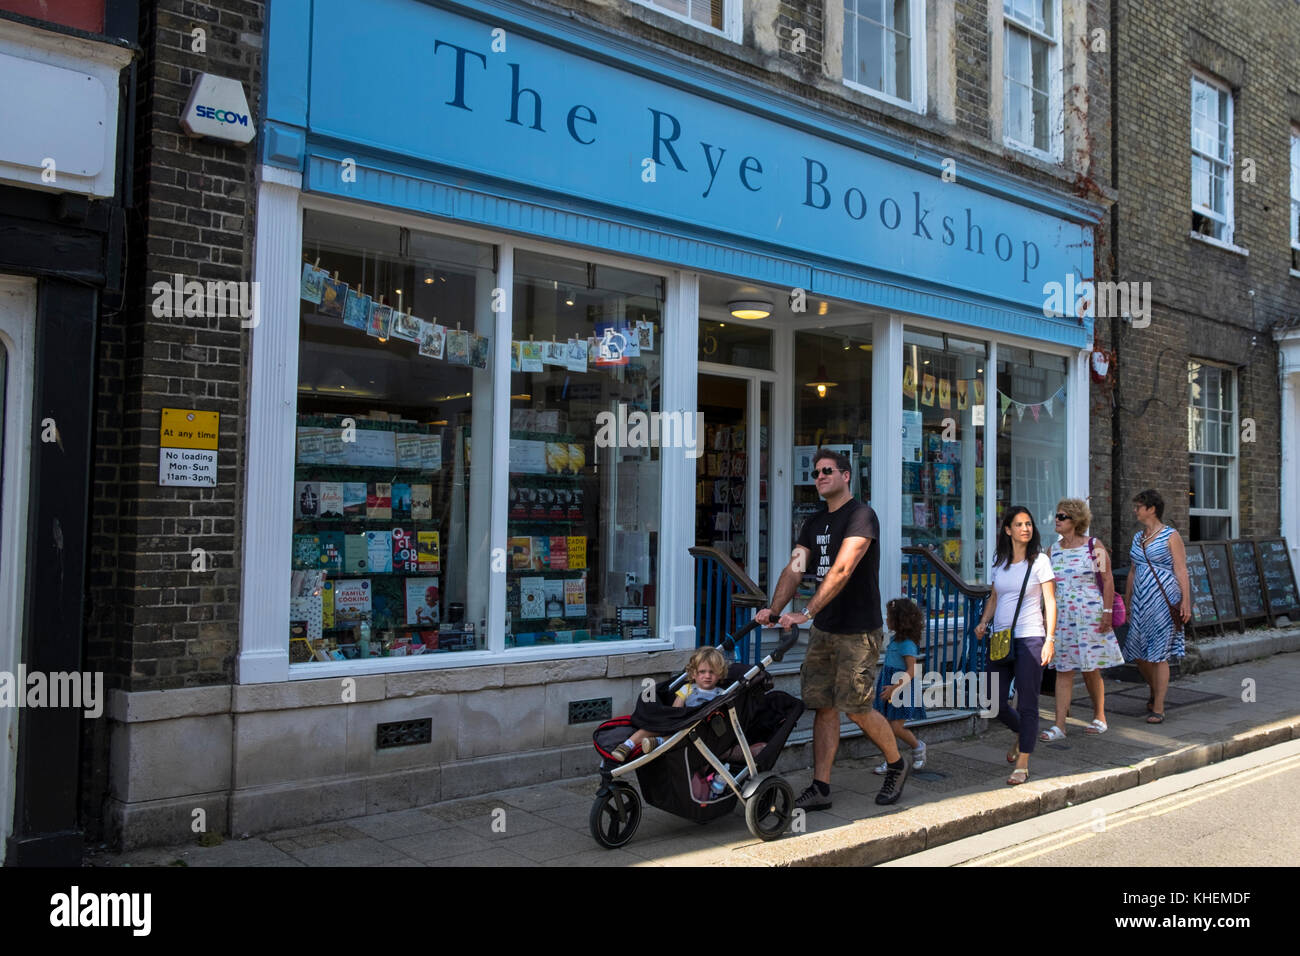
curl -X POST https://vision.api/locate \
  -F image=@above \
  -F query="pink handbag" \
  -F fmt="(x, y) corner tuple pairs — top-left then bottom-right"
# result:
(1088, 537), (1126, 625)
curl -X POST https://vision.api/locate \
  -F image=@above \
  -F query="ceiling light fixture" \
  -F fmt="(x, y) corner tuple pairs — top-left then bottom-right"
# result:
(728, 298), (772, 320)
(805, 363), (838, 399)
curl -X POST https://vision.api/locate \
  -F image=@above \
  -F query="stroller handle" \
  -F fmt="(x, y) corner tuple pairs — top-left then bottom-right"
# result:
(769, 627), (801, 663)
(719, 616), (764, 654)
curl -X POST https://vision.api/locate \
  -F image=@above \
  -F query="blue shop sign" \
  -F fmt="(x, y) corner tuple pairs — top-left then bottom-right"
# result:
(266, 0), (1100, 337)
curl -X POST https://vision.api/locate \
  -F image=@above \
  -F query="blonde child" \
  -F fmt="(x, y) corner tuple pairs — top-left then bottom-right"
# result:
(611, 646), (728, 762)
(873, 598), (929, 774)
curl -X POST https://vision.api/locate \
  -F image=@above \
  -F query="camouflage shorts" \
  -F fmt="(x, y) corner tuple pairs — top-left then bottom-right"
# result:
(800, 626), (885, 713)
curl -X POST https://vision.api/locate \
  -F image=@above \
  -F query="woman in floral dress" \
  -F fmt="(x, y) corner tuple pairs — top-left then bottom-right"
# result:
(1040, 498), (1126, 740)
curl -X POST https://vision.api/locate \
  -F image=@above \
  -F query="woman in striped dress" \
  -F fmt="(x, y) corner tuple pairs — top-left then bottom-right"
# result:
(1123, 489), (1192, 724)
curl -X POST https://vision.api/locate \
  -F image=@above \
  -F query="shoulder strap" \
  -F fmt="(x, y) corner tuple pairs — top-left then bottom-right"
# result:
(1009, 561), (1034, 635)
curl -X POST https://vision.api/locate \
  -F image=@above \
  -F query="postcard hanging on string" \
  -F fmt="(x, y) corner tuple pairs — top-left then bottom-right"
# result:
(634, 320), (655, 352)
(390, 311), (421, 343)
(418, 321), (446, 359)
(542, 340), (566, 366)
(470, 333), (490, 370)
(921, 374), (936, 407)
(510, 341), (521, 372)
(446, 329), (472, 365)
(972, 379), (985, 405)
(367, 302), (393, 339)
(938, 378), (951, 410)
(300, 263), (325, 304)
(957, 379), (969, 410)
(342, 289), (370, 331)
(319, 275), (347, 318)
(565, 338), (588, 373)
(520, 340), (544, 372)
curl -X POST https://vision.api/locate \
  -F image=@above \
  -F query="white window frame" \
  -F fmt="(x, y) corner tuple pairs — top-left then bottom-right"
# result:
(242, 177), (698, 683)
(1001, 0), (1063, 162)
(628, 0), (743, 44)
(1187, 360), (1238, 540)
(1189, 72), (1235, 248)
(842, 0), (928, 114)
(1289, 126), (1300, 269)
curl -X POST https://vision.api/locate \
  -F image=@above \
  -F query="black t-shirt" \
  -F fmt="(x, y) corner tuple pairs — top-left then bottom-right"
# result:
(795, 499), (882, 634)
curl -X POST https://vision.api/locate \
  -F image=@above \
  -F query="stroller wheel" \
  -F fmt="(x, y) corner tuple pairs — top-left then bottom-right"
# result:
(744, 774), (795, 842)
(589, 783), (642, 849)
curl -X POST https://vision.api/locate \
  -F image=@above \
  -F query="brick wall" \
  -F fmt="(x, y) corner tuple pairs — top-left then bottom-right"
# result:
(81, 0), (264, 838)
(953, 0), (990, 138)
(1108, 0), (1298, 556)
(776, 0), (824, 76)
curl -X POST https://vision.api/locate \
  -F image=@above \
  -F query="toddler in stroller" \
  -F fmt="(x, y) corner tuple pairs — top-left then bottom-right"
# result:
(608, 646), (728, 762)
(589, 621), (805, 848)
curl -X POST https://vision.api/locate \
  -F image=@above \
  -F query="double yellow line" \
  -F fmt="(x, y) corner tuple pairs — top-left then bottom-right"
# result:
(962, 752), (1300, 866)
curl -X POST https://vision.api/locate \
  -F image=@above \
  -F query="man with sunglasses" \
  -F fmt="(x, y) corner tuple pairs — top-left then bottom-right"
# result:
(754, 448), (909, 810)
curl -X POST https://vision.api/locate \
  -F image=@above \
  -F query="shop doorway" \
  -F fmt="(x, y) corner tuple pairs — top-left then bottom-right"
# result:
(696, 371), (773, 595)
(0, 276), (35, 853)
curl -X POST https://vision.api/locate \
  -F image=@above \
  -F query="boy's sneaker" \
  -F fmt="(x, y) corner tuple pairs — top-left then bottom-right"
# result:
(913, 742), (927, 770)
(794, 783), (832, 812)
(640, 736), (657, 756)
(610, 743), (631, 763)
(874, 754), (911, 805)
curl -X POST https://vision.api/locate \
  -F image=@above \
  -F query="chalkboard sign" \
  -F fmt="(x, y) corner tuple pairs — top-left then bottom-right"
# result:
(1257, 538), (1300, 622)
(1229, 541), (1267, 621)
(1184, 546), (1218, 626)
(1200, 542), (1239, 625)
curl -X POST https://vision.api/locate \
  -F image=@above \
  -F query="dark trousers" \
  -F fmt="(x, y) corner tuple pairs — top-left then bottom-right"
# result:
(986, 634), (1045, 755)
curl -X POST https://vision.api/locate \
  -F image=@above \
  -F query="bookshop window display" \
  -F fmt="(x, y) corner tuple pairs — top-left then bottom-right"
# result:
(996, 345), (1068, 537)
(291, 211), (495, 663)
(902, 328), (987, 580)
(508, 251), (664, 647)
(792, 324), (874, 607)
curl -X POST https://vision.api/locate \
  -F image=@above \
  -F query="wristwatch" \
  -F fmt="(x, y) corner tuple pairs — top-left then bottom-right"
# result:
(800, 606), (812, 618)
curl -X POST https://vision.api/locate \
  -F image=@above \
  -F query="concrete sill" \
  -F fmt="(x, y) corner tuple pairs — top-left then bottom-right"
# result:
(1188, 231), (1249, 256)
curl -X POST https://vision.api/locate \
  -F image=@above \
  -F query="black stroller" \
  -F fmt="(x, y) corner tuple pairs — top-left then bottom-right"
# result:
(589, 621), (805, 848)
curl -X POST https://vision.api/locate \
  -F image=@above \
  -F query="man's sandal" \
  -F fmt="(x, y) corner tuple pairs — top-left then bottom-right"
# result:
(1085, 719), (1108, 735)
(1007, 768), (1029, 785)
(1039, 725), (1066, 742)
(1146, 712), (1165, 724)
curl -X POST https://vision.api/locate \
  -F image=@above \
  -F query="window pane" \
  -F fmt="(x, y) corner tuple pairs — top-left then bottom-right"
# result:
(858, 17), (885, 91)
(794, 324), (874, 603)
(293, 211), (495, 661)
(997, 347), (1068, 553)
(697, 318), (773, 369)
(509, 251), (665, 646)
(902, 329), (987, 579)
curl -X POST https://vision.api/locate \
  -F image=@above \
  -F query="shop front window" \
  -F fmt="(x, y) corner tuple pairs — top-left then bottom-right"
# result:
(902, 328), (987, 579)
(509, 251), (664, 646)
(792, 324), (874, 606)
(291, 211), (495, 663)
(996, 345), (1068, 543)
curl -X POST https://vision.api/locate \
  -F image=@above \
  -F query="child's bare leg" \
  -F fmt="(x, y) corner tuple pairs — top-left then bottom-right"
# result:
(891, 720), (919, 749)
(627, 728), (654, 747)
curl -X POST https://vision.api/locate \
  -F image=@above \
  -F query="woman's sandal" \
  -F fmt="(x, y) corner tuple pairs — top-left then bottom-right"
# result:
(1007, 768), (1029, 785)
(1039, 725), (1066, 742)
(1006, 744), (1021, 763)
(1146, 712), (1165, 724)
(1085, 719), (1108, 735)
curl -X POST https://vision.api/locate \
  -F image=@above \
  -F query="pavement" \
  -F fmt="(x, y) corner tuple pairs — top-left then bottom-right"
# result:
(84, 640), (1300, 868)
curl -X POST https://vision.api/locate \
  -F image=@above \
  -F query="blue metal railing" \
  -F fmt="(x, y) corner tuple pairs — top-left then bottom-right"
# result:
(901, 546), (992, 710)
(690, 546), (767, 666)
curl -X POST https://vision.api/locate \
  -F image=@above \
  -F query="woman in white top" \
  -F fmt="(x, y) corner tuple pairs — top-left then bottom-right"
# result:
(974, 506), (1057, 785)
